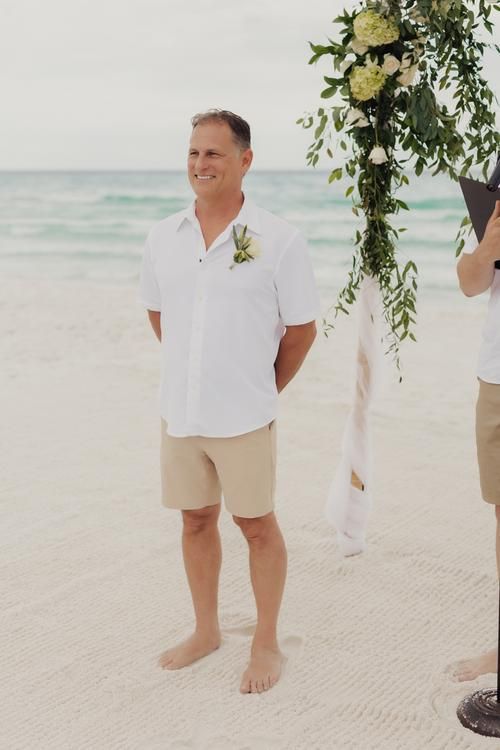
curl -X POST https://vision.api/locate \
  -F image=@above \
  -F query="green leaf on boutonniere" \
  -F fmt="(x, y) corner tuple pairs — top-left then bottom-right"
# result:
(229, 224), (261, 270)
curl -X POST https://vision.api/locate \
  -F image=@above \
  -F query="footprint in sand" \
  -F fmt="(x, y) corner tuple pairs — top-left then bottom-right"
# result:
(428, 665), (496, 726)
(223, 622), (257, 639)
(224, 623), (304, 657)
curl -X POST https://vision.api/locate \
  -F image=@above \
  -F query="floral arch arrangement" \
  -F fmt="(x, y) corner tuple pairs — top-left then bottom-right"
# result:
(298, 0), (499, 556)
(299, 0), (499, 368)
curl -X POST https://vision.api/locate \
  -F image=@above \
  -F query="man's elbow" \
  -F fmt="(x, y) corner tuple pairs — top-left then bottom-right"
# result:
(457, 272), (486, 298)
(458, 278), (476, 297)
(285, 320), (317, 345)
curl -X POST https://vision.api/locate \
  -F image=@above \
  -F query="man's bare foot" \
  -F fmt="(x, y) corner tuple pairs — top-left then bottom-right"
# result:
(239, 642), (284, 694)
(157, 630), (221, 670)
(450, 647), (497, 682)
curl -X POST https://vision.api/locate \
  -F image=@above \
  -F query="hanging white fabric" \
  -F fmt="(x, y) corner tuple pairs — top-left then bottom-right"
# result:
(325, 275), (385, 556)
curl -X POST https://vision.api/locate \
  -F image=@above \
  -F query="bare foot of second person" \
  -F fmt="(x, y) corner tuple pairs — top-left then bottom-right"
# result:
(158, 629), (221, 670)
(450, 647), (497, 682)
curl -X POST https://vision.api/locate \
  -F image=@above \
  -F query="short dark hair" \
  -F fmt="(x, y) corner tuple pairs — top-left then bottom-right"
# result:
(190, 109), (251, 150)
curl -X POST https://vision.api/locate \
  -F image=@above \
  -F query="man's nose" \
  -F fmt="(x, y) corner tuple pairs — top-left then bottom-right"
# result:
(195, 155), (208, 172)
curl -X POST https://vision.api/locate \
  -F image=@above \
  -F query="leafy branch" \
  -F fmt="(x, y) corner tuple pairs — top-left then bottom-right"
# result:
(298, 0), (500, 371)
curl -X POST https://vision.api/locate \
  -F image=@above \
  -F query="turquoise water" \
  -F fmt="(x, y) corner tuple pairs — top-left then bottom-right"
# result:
(0, 170), (471, 294)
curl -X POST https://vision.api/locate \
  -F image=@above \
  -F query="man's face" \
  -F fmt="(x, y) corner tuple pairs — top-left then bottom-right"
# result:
(187, 121), (253, 202)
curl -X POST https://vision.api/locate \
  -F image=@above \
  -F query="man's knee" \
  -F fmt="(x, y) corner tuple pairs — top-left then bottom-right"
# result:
(182, 504), (220, 532)
(232, 511), (276, 540)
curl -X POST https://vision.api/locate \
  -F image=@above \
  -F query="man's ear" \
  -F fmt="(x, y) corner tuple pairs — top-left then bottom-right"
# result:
(242, 148), (253, 173)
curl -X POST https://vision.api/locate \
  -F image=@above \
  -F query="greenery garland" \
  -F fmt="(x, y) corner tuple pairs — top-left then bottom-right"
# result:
(298, 0), (499, 370)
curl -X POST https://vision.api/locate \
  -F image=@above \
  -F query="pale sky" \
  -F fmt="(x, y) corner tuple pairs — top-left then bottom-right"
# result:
(1, 0), (498, 170)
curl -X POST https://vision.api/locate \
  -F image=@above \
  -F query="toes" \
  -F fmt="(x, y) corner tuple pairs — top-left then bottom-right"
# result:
(158, 655), (172, 668)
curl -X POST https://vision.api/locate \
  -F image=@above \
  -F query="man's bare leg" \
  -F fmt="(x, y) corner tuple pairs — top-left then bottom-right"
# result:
(452, 505), (500, 682)
(158, 504), (222, 670)
(233, 511), (287, 694)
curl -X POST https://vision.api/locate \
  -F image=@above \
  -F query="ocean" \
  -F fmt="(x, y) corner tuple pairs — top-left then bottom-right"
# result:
(0, 170), (471, 296)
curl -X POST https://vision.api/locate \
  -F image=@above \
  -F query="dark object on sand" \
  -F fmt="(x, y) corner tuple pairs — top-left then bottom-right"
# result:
(456, 586), (500, 737)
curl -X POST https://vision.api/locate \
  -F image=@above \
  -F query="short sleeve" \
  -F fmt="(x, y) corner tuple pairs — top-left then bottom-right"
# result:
(274, 231), (321, 325)
(461, 228), (478, 255)
(137, 233), (162, 311)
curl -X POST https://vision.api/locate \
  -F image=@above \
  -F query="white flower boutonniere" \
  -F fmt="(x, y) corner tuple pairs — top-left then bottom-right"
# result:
(229, 224), (261, 270)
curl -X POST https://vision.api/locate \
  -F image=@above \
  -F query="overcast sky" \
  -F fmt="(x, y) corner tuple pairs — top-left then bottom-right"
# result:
(1, 0), (498, 170)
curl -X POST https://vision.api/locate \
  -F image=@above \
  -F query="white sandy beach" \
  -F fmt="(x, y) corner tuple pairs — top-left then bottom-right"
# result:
(2, 277), (499, 750)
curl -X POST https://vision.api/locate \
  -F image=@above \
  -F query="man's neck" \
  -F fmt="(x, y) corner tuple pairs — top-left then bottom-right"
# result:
(195, 191), (245, 225)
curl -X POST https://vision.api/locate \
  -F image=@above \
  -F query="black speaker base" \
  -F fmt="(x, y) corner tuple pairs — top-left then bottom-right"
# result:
(457, 689), (500, 737)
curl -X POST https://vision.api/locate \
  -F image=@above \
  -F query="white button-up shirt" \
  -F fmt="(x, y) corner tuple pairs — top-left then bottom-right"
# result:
(462, 231), (500, 383)
(138, 194), (321, 437)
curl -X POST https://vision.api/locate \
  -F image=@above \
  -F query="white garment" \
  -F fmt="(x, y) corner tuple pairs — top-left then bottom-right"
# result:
(137, 194), (321, 437)
(461, 230), (500, 383)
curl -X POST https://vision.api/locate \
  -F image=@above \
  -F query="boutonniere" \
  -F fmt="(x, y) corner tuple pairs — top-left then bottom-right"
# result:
(229, 224), (261, 270)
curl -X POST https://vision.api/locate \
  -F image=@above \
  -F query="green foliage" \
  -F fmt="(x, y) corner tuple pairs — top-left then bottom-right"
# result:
(299, 0), (500, 370)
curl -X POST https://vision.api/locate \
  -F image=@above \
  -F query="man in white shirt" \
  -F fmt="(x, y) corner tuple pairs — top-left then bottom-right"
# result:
(138, 109), (320, 694)
(453, 199), (500, 681)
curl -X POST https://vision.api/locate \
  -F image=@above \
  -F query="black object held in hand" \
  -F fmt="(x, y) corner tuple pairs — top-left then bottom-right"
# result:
(487, 153), (500, 268)
(487, 154), (500, 192)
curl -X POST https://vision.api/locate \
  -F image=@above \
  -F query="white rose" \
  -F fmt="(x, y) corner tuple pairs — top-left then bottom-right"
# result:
(351, 37), (369, 55)
(382, 54), (400, 74)
(340, 55), (356, 74)
(369, 146), (388, 165)
(397, 64), (418, 86)
(400, 52), (415, 69)
(345, 107), (370, 127)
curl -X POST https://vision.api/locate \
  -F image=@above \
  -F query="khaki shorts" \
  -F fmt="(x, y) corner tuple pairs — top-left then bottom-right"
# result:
(476, 378), (500, 505)
(160, 419), (277, 518)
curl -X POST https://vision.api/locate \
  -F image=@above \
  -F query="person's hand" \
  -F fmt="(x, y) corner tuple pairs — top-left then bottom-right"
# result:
(479, 200), (500, 262)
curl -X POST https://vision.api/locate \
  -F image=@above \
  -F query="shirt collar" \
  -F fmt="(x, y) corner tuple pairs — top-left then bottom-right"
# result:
(175, 192), (262, 236)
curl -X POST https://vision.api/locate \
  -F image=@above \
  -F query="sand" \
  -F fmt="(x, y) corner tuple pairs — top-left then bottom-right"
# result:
(2, 277), (499, 750)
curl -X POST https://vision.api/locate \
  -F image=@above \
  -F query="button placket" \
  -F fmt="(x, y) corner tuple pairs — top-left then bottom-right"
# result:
(185, 250), (208, 430)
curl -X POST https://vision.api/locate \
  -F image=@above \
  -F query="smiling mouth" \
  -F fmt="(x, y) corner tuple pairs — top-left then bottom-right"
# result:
(195, 175), (216, 180)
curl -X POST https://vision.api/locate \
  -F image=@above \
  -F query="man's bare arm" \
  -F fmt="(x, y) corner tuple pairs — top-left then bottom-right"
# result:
(274, 321), (317, 394)
(457, 200), (500, 297)
(147, 310), (161, 342)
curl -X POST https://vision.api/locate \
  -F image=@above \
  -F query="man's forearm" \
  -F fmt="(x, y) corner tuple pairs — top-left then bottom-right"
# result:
(274, 327), (316, 393)
(457, 244), (496, 297)
(147, 310), (162, 342)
